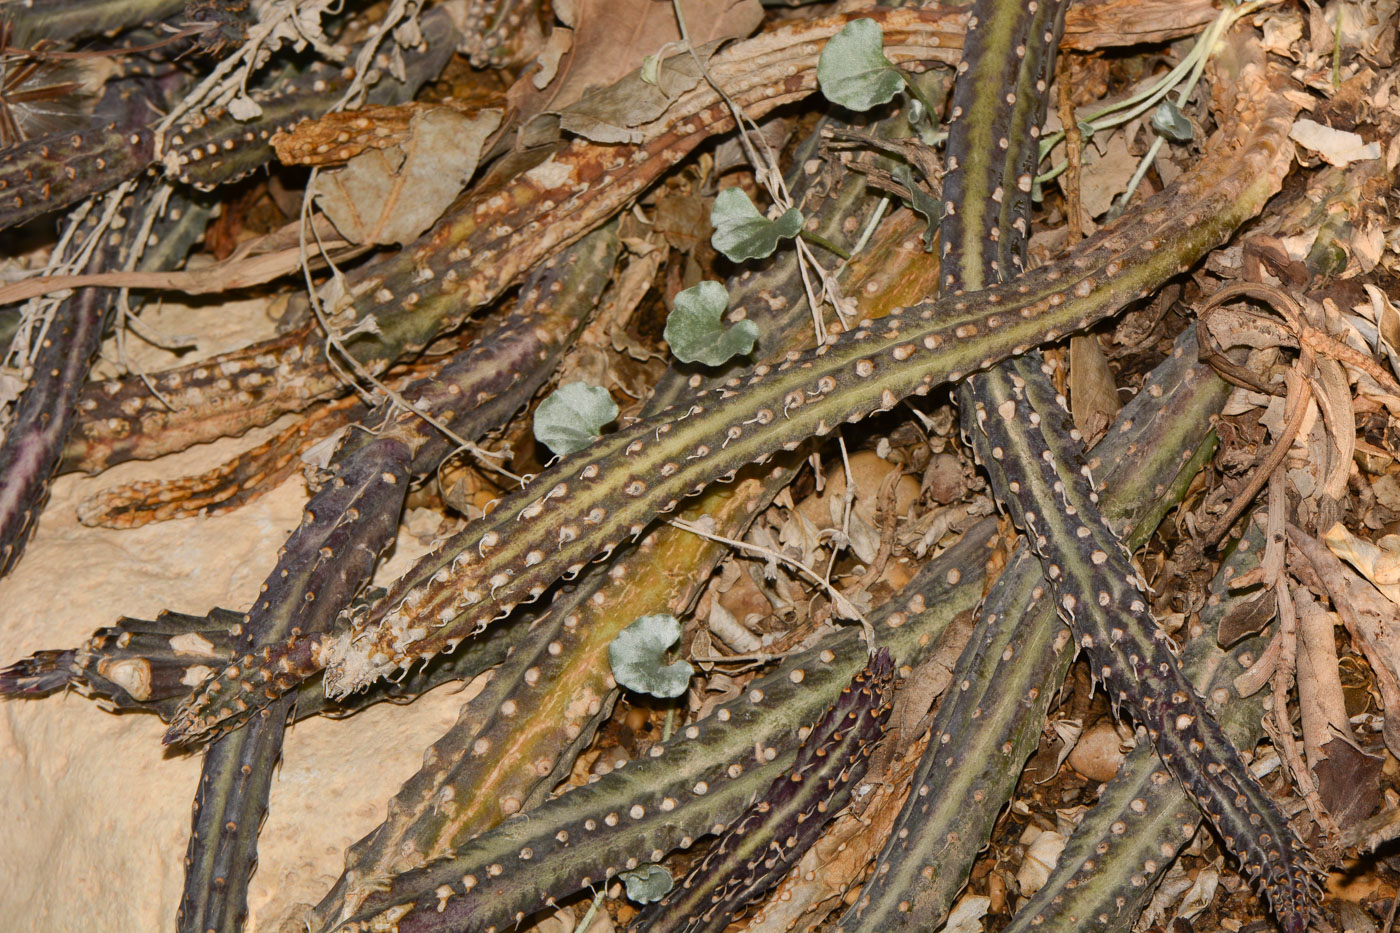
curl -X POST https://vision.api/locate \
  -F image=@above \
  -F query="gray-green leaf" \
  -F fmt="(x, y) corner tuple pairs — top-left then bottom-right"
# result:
(620, 865), (674, 904)
(533, 382), (618, 457)
(1151, 100), (1194, 143)
(664, 281), (759, 366)
(817, 18), (904, 112)
(710, 187), (804, 262)
(609, 614), (694, 699)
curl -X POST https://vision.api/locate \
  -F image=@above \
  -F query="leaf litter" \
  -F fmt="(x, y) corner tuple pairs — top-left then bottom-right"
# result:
(4, 1), (1400, 931)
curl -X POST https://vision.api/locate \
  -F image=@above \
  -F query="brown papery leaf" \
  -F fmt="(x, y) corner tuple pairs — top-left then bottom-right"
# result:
(313, 107), (502, 246)
(505, 0), (763, 134)
(1068, 334), (1120, 444)
(1312, 738), (1383, 827)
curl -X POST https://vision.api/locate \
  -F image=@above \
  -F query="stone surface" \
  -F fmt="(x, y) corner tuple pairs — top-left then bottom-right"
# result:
(0, 417), (479, 931)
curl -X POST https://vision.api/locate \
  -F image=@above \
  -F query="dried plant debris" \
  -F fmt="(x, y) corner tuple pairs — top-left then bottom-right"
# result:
(4, 0), (1400, 930)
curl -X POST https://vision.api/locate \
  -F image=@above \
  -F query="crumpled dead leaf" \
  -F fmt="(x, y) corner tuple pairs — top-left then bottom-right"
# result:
(1016, 826), (1067, 896)
(314, 107), (501, 246)
(1289, 118), (1382, 168)
(1291, 523), (1400, 760)
(557, 43), (719, 144)
(505, 0), (762, 142)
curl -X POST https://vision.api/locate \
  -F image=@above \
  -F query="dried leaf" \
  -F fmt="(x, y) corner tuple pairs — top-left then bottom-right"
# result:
(1078, 131), (1140, 219)
(313, 108), (501, 246)
(1217, 589), (1277, 646)
(1313, 739), (1383, 826)
(1016, 827), (1067, 896)
(507, 0), (762, 132)
(557, 43), (716, 144)
(893, 163), (939, 251)
(1177, 866), (1219, 920)
(1068, 334), (1120, 441)
(1289, 118), (1382, 168)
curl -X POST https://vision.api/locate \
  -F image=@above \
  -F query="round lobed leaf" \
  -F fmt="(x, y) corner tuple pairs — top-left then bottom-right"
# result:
(533, 382), (619, 457)
(619, 865), (674, 904)
(1151, 100), (1194, 143)
(816, 18), (904, 112)
(709, 187), (804, 262)
(664, 280), (759, 366)
(609, 614), (695, 699)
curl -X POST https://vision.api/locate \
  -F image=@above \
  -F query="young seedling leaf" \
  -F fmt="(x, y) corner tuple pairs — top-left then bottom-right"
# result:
(620, 865), (674, 904)
(609, 614), (694, 699)
(1151, 100), (1194, 143)
(533, 382), (618, 457)
(710, 187), (804, 262)
(664, 280), (759, 366)
(894, 163), (940, 252)
(817, 18), (903, 112)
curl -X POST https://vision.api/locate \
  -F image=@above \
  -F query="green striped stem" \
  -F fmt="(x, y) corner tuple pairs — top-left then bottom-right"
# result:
(963, 355), (1315, 928)
(165, 224), (621, 742)
(457, 0), (540, 68)
(853, 1), (1309, 929)
(7, 0), (183, 42)
(1003, 525), (1288, 932)
(0, 181), (209, 577)
(320, 309), (1234, 933)
(177, 696), (291, 933)
(630, 651), (895, 933)
(836, 340), (1228, 932)
(165, 227), (618, 933)
(321, 524), (997, 933)
(0, 119), (155, 232)
(162, 6), (458, 190)
(306, 116), (937, 927)
(318, 70), (1297, 699)
(75, 394), (367, 527)
(0, 604), (516, 721)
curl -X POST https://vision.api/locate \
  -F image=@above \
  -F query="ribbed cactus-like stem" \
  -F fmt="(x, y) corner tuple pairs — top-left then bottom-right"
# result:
(166, 224), (620, 743)
(0, 182), (208, 577)
(1003, 526), (1287, 933)
(306, 118), (925, 927)
(631, 651), (894, 933)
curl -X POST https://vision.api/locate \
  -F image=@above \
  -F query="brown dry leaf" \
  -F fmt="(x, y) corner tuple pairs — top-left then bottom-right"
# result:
(506, 0), (762, 138)
(1289, 118), (1383, 168)
(557, 42), (719, 144)
(1293, 525), (1400, 760)
(1312, 738), (1384, 826)
(1078, 130), (1141, 220)
(313, 107), (501, 246)
(1216, 589), (1277, 646)
(1068, 334), (1120, 442)
(1294, 586), (1352, 769)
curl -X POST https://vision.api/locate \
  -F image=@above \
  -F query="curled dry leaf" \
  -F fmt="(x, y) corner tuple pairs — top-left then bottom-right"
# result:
(314, 107), (502, 246)
(1292, 524), (1400, 761)
(1289, 118), (1382, 168)
(506, 0), (763, 137)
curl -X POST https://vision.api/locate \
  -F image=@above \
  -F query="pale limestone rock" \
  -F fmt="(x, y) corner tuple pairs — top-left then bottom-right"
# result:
(0, 418), (477, 931)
